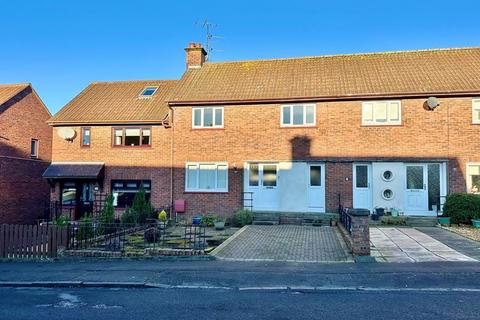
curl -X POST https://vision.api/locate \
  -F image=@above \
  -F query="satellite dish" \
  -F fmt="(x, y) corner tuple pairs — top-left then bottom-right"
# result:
(57, 127), (76, 141)
(426, 97), (439, 110)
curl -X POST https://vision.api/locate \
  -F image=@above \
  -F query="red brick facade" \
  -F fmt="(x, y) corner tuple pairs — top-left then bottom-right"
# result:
(50, 125), (172, 210)
(171, 97), (480, 215)
(0, 86), (52, 224)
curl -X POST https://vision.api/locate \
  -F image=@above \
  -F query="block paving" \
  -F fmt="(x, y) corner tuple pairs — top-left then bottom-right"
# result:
(211, 225), (353, 263)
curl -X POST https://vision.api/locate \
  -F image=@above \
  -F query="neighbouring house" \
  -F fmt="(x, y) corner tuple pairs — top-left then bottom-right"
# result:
(45, 80), (176, 220)
(0, 83), (52, 224)
(168, 44), (480, 217)
(46, 44), (480, 220)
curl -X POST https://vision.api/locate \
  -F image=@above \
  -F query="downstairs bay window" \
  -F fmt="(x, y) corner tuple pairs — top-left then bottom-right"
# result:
(185, 163), (228, 192)
(111, 180), (151, 207)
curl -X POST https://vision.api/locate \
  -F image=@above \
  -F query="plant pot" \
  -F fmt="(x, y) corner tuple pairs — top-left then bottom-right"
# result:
(472, 219), (480, 228)
(438, 216), (451, 226)
(330, 220), (337, 227)
(214, 221), (225, 230)
(192, 216), (202, 225)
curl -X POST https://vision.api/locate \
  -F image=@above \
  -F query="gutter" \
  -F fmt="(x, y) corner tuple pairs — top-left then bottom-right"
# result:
(168, 90), (480, 106)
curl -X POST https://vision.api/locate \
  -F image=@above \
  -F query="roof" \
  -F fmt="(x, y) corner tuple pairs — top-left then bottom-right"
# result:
(0, 83), (30, 106)
(169, 47), (480, 105)
(49, 80), (178, 125)
(42, 162), (105, 179)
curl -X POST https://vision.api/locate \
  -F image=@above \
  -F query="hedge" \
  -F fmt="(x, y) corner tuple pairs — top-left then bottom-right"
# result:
(442, 193), (480, 224)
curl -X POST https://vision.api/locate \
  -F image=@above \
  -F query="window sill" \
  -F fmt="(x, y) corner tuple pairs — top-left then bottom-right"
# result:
(111, 145), (152, 149)
(184, 190), (228, 194)
(361, 123), (403, 127)
(279, 125), (317, 129)
(191, 127), (225, 131)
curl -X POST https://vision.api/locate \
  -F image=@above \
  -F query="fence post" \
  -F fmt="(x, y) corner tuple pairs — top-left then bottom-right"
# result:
(0, 225), (5, 258)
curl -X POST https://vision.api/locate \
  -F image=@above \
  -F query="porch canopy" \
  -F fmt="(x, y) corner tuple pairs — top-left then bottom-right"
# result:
(42, 162), (105, 181)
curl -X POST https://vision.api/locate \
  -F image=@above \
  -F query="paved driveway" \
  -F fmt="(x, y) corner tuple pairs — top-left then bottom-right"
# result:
(371, 227), (478, 263)
(211, 225), (353, 263)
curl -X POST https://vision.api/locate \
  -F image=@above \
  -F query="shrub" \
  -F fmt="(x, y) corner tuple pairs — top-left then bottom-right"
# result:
(77, 215), (94, 241)
(158, 210), (168, 222)
(120, 185), (155, 225)
(97, 194), (115, 235)
(98, 194), (115, 224)
(229, 209), (253, 227)
(201, 215), (217, 227)
(53, 214), (70, 227)
(443, 193), (480, 224)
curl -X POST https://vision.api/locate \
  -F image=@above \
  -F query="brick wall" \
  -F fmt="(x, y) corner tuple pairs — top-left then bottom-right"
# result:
(51, 124), (173, 209)
(0, 87), (52, 223)
(172, 97), (480, 215)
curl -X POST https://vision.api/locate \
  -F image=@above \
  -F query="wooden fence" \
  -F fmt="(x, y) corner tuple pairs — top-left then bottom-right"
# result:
(0, 224), (69, 259)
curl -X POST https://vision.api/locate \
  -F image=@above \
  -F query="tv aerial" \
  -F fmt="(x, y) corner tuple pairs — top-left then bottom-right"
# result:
(196, 19), (223, 60)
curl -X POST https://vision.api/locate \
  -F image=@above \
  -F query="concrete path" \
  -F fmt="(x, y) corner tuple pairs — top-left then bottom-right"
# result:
(371, 227), (477, 263)
(417, 227), (480, 261)
(211, 225), (353, 263)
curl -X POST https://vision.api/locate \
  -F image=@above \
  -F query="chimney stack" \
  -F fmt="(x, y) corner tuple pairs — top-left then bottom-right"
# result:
(185, 43), (207, 69)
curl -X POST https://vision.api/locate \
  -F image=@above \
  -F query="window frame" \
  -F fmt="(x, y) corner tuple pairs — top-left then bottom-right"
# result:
(466, 163), (480, 194)
(139, 86), (159, 98)
(472, 99), (480, 124)
(185, 162), (228, 193)
(81, 127), (91, 148)
(361, 101), (402, 126)
(280, 104), (316, 127)
(192, 107), (224, 129)
(30, 138), (39, 158)
(111, 179), (152, 208)
(111, 126), (152, 148)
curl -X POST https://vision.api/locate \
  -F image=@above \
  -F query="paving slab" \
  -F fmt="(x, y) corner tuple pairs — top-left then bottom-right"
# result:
(211, 225), (353, 263)
(371, 227), (478, 263)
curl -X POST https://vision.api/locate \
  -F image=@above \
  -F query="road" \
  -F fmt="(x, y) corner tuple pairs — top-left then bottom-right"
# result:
(0, 259), (479, 319)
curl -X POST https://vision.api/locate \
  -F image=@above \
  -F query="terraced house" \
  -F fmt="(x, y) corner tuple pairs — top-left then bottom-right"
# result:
(45, 44), (480, 220)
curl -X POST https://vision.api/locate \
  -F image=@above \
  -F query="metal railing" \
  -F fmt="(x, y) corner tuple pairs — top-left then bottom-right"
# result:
(339, 207), (352, 234)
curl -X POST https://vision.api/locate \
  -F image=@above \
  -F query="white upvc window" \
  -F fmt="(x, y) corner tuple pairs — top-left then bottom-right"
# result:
(472, 99), (480, 124)
(362, 101), (401, 125)
(467, 163), (480, 194)
(192, 107), (224, 128)
(185, 162), (228, 192)
(281, 104), (316, 127)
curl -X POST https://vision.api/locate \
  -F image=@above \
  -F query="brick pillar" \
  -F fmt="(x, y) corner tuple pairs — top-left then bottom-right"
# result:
(349, 209), (370, 256)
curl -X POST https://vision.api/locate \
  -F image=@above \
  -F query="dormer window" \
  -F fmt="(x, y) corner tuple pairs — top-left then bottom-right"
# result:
(139, 86), (158, 98)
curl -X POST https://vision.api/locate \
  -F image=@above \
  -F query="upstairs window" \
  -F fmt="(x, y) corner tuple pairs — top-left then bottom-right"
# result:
(81, 127), (91, 147)
(139, 86), (158, 97)
(30, 139), (38, 158)
(112, 180), (151, 207)
(281, 104), (316, 127)
(113, 127), (151, 147)
(192, 107), (223, 128)
(185, 162), (228, 192)
(473, 99), (480, 124)
(362, 101), (401, 125)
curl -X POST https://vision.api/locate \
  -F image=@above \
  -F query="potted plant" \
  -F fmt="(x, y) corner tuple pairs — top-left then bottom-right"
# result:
(213, 216), (225, 230)
(158, 210), (168, 228)
(437, 214), (451, 226)
(472, 218), (480, 228)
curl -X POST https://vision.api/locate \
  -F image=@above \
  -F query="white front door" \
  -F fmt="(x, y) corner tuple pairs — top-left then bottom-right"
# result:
(353, 163), (373, 212)
(246, 163), (279, 211)
(405, 164), (428, 214)
(307, 164), (325, 212)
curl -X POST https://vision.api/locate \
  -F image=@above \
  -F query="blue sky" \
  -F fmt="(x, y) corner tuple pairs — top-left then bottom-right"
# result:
(1, 0), (479, 114)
